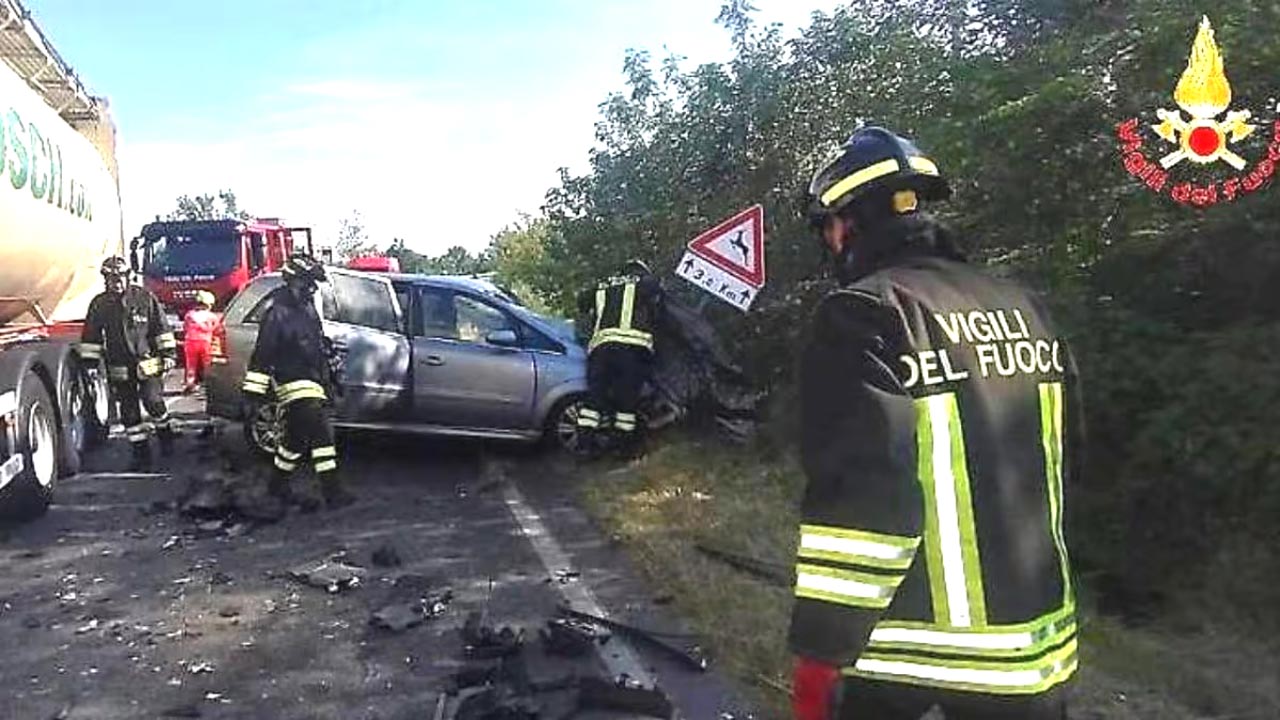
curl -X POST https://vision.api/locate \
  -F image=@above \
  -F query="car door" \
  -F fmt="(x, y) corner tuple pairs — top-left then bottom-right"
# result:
(320, 271), (411, 421)
(410, 286), (536, 429)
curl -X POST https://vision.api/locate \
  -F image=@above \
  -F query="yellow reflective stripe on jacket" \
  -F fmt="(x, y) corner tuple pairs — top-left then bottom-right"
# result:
(1039, 382), (1073, 606)
(242, 371), (271, 395)
(589, 327), (653, 352)
(312, 446), (337, 459)
(277, 380), (326, 404)
(108, 365), (130, 381)
(618, 282), (636, 330)
(315, 459), (338, 473)
(138, 357), (163, 377)
(78, 343), (102, 360)
(848, 638), (1078, 695)
(798, 524), (920, 571)
(916, 392), (987, 627)
(868, 605), (1076, 659)
(156, 332), (177, 350)
(795, 563), (902, 610)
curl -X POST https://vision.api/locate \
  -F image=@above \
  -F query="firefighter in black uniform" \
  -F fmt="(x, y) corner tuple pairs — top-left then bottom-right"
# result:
(79, 256), (177, 471)
(575, 260), (662, 451)
(789, 127), (1082, 720)
(241, 253), (354, 512)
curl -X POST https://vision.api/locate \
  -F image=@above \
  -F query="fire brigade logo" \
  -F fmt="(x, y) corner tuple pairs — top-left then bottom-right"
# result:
(1116, 16), (1279, 207)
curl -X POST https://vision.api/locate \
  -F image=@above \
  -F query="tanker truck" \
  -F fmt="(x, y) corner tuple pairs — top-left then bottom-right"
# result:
(0, 0), (122, 521)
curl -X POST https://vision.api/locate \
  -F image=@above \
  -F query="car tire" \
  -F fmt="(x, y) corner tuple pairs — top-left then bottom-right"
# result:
(242, 401), (279, 458)
(543, 395), (591, 456)
(0, 370), (59, 522)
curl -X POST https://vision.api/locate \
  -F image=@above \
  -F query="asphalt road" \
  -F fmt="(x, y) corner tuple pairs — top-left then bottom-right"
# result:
(0, 391), (750, 720)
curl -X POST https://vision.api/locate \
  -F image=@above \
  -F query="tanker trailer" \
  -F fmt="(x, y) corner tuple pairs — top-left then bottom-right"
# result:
(0, 0), (122, 521)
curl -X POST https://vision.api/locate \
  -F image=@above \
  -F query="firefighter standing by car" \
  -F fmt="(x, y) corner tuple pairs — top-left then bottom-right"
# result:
(78, 256), (178, 471)
(241, 253), (355, 512)
(575, 260), (663, 453)
(182, 290), (219, 394)
(790, 127), (1082, 720)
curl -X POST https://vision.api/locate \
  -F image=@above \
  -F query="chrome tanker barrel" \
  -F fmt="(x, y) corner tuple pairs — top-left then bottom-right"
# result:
(0, 50), (122, 326)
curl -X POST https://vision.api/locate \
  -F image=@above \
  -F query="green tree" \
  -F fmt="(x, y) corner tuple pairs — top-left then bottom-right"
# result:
(168, 189), (251, 221)
(334, 210), (375, 261)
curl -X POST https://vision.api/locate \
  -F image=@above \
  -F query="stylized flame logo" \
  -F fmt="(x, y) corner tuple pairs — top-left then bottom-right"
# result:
(1151, 16), (1255, 170)
(1174, 16), (1232, 118)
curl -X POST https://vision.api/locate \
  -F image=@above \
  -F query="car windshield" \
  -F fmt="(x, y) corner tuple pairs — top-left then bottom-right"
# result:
(141, 228), (240, 278)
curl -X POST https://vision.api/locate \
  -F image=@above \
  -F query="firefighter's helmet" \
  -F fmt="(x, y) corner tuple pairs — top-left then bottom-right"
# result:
(807, 126), (950, 227)
(281, 253), (327, 285)
(100, 255), (131, 278)
(623, 259), (652, 277)
(195, 290), (216, 308)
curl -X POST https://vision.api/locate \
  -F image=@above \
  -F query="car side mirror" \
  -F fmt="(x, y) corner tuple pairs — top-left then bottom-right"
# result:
(486, 329), (518, 347)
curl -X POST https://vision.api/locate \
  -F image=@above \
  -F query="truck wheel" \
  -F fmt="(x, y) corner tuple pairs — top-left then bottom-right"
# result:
(0, 371), (59, 522)
(242, 401), (279, 458)
(55, 357), (85, 477)
(83, 361), (111, 449)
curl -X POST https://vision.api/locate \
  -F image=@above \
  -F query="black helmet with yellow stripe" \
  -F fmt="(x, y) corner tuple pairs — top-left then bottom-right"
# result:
(281, 252), (327, 286)
(808, 127), (950, 228)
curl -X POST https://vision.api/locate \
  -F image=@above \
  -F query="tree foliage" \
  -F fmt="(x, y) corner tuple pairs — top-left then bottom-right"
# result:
(334, 210), (376, 261)
(490, 0), (1280, 628)
(168, 189), (251, 221)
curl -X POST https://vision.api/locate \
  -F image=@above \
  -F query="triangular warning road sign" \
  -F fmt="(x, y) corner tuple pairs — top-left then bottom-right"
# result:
(687, 205), (766, 287)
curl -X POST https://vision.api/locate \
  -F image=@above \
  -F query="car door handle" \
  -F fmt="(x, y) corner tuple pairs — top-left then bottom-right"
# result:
(422, 355), (445, 366)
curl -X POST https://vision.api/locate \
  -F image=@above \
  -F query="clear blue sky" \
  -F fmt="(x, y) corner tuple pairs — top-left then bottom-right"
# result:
(27, 0), (841, 254)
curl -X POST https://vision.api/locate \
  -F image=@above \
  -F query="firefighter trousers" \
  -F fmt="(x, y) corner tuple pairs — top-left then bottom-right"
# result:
(837, 677), (1069, 720)
(579, 343), (650, 433)
(111, 377), (171, 448)
(272, 397), (340, 488)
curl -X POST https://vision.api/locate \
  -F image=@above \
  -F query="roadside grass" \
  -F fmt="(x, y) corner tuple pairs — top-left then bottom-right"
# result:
(576, 438), (1279, 720)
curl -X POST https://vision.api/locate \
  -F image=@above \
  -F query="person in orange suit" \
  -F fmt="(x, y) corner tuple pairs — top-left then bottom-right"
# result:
(182, 291), (219, 394)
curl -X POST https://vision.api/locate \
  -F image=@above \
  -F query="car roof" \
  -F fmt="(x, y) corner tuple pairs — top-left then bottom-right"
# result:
(386, 273), (517, 299)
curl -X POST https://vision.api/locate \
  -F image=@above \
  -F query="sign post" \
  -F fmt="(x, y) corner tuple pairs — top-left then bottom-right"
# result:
(674, 205), (765, 312)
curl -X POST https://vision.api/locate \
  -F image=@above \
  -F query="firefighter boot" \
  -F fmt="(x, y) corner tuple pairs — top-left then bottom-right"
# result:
(318, 472), (356, 510)
(269, 470), (320, 514)
(129, 441), (152, 472)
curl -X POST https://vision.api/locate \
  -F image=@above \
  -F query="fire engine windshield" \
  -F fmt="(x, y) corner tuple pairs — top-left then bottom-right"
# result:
(142, 228), (240, 278)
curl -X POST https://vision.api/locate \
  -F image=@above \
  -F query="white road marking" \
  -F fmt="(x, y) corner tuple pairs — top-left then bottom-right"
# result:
(486, 456), (655, 686)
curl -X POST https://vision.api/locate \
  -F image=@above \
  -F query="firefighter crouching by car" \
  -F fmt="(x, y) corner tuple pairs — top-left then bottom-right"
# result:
(241, 253), (355, 512)
(78, 256), (178, 471)
(790, 127), (1083, 720)
(575, 260), (663, 453)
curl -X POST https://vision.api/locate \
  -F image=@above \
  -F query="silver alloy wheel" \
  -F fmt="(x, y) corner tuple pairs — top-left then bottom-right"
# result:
(28, 401), (56, 488)
(250, 402), (279, 454)
(556, 399), (589, 455)
(90, 371), (110, 427)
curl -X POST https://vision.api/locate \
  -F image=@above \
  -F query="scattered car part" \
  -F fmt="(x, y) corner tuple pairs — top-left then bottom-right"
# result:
(462, 611), (525, 659)
(555, 605), (708, 672)
(289, 559), (366, 593)
(575, 675), (674, 719)
(694, 542), (792, 587)
(540, 617), (610, 658)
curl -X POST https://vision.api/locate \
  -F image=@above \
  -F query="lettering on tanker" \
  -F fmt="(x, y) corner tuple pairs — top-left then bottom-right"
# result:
(0, 103), (94, 221)
(900, 308), (1065, 390)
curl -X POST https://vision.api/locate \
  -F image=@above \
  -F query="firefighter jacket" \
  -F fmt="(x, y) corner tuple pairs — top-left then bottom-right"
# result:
(789, 252), (1083, 697)
(241, 287), (332, 406)
(579, 275), (662, 353)
(79, 287), (176, 382)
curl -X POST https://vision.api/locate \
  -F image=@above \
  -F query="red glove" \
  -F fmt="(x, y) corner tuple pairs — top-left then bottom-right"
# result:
(792, 656), (842, 720)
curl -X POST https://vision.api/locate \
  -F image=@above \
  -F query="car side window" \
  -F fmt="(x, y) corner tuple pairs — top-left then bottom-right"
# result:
(418, 288), (458, 340)
(329, 274), (399, 332)
(240, 286), (278, 324)
(454, 295), (514, 344)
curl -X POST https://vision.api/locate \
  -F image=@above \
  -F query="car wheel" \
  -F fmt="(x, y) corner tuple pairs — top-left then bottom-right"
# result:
(545, 396), (591, 456)
(57, 358), (86, 477)
(242, 401), (279, 458)
(0, 371), (59, 521)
